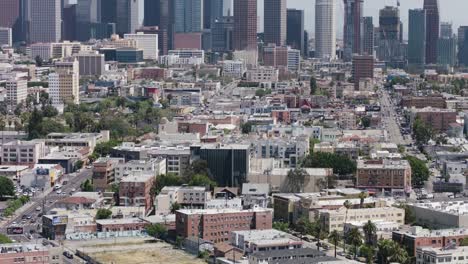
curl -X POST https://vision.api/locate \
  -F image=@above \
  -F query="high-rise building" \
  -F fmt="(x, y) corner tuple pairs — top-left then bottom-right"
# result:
(233, 0), (257, 51)
(423, 0), (439, 64)
(124, 32), (159, 60)
(76, 0), (102, 41)
(101, 0), (117, 24)
(440, 22), (453, 39)
(0, 0), (21, 42)
(315, 0), (336, 60)
(0, 28), (13, 46)
(30, 0), (62, 43)
(361, 16), (374, 56)
(376, 6), (403, 65)
(264, 0), (286, 46)
(116, 0), (140, 35)
(437, 37), (457, 67)
(343, 0), (363, 61)
(63, 2), (77, 41)
(408, 9), (426, 71)
(352, 55), (374, 90)
(159, 0), (175, 53)
(458, 27), (468, 66)
(205, 0), (230, 29)
(286, 9), (304, 56)
(304, 30), (309, 58)
(211, 16), (234, 52)
(174, 0), (203, 33)
(144, 0), (160, 26)
(49, 60), (80, 105)
(6, 78), (27, 107)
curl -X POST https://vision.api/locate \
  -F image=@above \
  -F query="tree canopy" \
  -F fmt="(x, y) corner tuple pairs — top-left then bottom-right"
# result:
(412, 117), (433, 147)
(302, 152), (357, 176)
(146, 223), (167, 239)
(405, 155), (430, 187)
(95, 208), (112, 219)
(0, 176), (15, 198)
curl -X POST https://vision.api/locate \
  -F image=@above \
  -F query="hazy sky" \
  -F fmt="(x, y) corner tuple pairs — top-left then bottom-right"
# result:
(257, 0), (467, 38)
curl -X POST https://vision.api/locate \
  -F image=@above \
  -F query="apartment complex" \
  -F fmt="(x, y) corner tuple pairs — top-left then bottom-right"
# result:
(1, 140), (46, 167)
(5, 78), (27, 107)
(49, 59), (80, 105)
(411, 107), (457, 133)
(119, 173), (155, 214)
(356, 159), (412, 192)
(92, 157), (124, 191)
(176, 208), (273, 243)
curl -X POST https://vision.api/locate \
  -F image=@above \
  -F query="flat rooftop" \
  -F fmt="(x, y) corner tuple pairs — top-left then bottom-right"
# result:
(409, 201), (468, 215)
(177, 207), (272, 215)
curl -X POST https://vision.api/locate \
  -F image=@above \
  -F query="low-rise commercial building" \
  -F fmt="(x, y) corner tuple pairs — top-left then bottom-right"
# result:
(45, 131), (110, 151)
(231, 229), (303, 254)
(119, 173), (155, 214)
(410, 107), (457, 133)
(408, 201), (468, 229)
(92, 157), (124, 191)
(356, 159), (412, 192)
(1, 140), (46, 167)
(416, 246), (468, 264)
(0, 243), (63, 264)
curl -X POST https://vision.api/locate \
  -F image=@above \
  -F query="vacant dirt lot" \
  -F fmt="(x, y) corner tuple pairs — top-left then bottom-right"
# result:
(65, 237), (205, 264)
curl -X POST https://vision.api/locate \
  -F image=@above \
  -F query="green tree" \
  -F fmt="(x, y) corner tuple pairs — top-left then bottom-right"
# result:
(347, 227), (363, 259)
(95, 208), (112, 219)
(170, 202), (181, 214)
(184, 160), (209, 179)
(328, 230), (341, 258)
(281, 169), (310, 193)
(405, 155), (430, 187)
(273, 221), (289, 232)
(358, 191), (367, 208)
(363, 220), (377, 246)
(80, 179), (94, 192)
(75, 160), (84, 170)
(188, 174), (217, 190)
(241, 122), (253, 134)
(255, 88), (271, 98)
(0, 176), (15, 198)
(361, 116), (371, 128)
(0, 234), (12, 243)
(146, 223), (167, 239)
(395, 203), (416, 225)
(377, 239), (409, 264)
(359, 245), (376, 264)
(35, 55), (43, 67)
(310, 77), (318, 95)
(343, 200), (352, 254)
(92, 140), (121, 157)
(412, 117), (433, 147)
(302, 152), (357, 176)
(151, 174), (184, 196)
(460, 238), (468, 246)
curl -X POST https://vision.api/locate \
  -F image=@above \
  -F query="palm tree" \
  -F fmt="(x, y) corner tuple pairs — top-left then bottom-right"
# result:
(358, 191), (368, 208)
(359, 245), (375, 264)
(363, 220), (377, 246)
(347, 227), (363, 259)
(377, 239), (402, 264)
(342, 200), (352, 254)
(389, 242), (409, 264)
(328, 230), (341, 258)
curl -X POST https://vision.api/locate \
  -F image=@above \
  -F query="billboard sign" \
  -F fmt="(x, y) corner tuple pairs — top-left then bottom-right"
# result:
(7, 227), (24, 235)
(52, 216), (68, 225)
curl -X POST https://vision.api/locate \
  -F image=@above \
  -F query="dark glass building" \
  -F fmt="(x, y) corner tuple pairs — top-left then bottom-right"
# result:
(408, 9), (426, 72)
(211, 16), (234, 52)
(233, 0), (257, 51)
(423, 0), (439, 64)
(361, 16), (374, 56)
(144, 0), (160, 26)
(343, 0), (363, 61)
(286, 9), (304, 56)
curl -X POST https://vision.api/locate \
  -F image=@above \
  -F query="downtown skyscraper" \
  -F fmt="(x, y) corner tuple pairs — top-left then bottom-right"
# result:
(233, 0), (257, 51)
(116, 0), (140, 35)
(264, 0), (287, 46)
(423, 0), (440, 64)
(30, 0), (62, 43)
(144, 0), (160, 27)
(343, 0), (363, 61)
(287, 9), (305, 56)
(315, 0), (336, 60)
(408, 9), (426, 72)
(361, 16), (374, 56)
(174, 0), (203, 33)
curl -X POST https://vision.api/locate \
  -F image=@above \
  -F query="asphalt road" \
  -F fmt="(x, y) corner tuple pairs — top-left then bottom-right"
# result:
(1, 168), (93, 242)
(379, 88), (410, 146)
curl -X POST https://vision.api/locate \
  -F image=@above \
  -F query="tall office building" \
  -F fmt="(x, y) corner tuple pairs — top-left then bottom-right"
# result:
(408, 9), (426, 71)
(63, 2), (77, 41)
(352, 55), (374, 90)
(304, 30), (309, 58)
(211, 16), (234, 52)
(233, 0), (257, 51)
(458, 27), (468, 66)
(124, 32), (159, 60)
(0, 0), (22, 42)
(76, 0), (102, 41)
(315, 0), (336, 60)
(376, 6), (402, 65)
(361, 16), (374, 56)
(264, 0), (287, 46)
(160, 0), (175, 53)
(30, 0), (61, 43)
(144, 0), (160, 26)
(174, 0), (203, 33)
(423, 0), (439, 64)
(101, 0), (117, 24)
(286, 9), (305, 56)
(116, 0), (140, 35)
(6, 78), (27, 107)
(49, 60), (80, 105)
(440, 22), (453, 39)
(0, 28), (13, 47)
(205, 0), (230, 29)
(343, 0), (363, 61)
(437, 37), (457, 67)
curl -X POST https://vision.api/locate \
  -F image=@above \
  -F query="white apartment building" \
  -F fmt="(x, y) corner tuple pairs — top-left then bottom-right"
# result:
(287, 48), (301, 72)
(319, 206), (405, 232)
(124, 32), (159, 60)
(155, 186), (211, 215)
(6, 78), (27, 107)
(246, 67), (279, 82)
(416, 246), (468, 264)
(315, 0), (336, 60)
(114, 158), (166, 182)
(49, 59), (80, 105)
(1, 140), (47, 167)
(223, 60), (246, 78)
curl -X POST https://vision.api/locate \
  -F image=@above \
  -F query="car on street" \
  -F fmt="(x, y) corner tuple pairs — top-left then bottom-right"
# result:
(56, 190), (62, 194)
(36, 207), (41, 211)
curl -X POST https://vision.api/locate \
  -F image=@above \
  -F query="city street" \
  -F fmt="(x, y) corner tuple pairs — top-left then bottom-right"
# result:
(379, 88), (410, 146)
(1, 168), (93, 242)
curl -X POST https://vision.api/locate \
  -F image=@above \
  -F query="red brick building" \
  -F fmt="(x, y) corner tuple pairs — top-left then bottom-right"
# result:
(174, 33), (203, 50)
(352, 55), (374, 90)
(176, 208), (273, 243)
(400, 96), (446, 109)
(356, 159), (412, 192)
(393, 226), (468, 256)
(134, 67), (170, 80)
(411, 107), (457, 132)
(119, 173), (155, 214)
(263, 44), (288, 68)
(178, 121), (209, 136)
